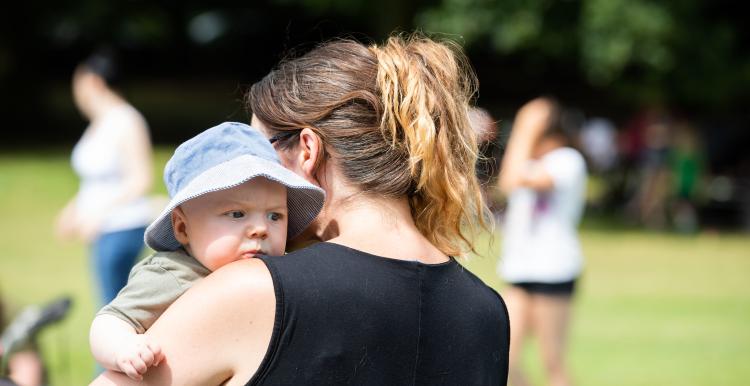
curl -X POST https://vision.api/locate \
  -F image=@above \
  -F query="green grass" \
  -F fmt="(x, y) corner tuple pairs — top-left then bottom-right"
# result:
(1, 149), (749, 385)
(466, 229), (750, 386)
(0, 148), (171, 385)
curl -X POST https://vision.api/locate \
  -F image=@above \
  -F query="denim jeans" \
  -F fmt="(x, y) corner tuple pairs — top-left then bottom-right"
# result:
(91, 226), (146, 306)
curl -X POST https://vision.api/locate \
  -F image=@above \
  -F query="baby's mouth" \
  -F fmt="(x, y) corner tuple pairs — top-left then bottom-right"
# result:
(240, 249), (264, 259)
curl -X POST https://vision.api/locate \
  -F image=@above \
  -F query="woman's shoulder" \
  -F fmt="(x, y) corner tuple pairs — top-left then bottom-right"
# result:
(269, 242), (438, 270)
(544, 147), (585, 164)
(100, 104), (149, 136)
(106, 103), (145, 122)
(540, 147), (588, 180)
(206, 258), (275, 295)
(453, 264), (510, 335)
(177, 258), (276, 316)
(267, 242), (353, 265)
(453, 261), (507, 303)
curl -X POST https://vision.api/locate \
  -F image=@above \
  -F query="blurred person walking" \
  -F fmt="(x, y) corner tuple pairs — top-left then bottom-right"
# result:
(668, 121), (704, 233)
(620, 107), (674, 228)
(578, 116), (618, 213)
(579, 117), (618, 175)
(497, 97), (587, 386)
(55, 49), (154, 307)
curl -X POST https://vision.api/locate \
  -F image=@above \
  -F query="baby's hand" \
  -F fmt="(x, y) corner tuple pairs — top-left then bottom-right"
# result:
(115, 335), (164, 381)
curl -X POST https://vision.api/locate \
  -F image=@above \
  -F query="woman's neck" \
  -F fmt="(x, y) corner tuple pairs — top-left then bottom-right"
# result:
(317, 192), (449, 264)
(533, 136), (566, 158)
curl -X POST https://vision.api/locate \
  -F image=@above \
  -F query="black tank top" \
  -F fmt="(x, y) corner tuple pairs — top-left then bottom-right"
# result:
(248, 242), (509, 385)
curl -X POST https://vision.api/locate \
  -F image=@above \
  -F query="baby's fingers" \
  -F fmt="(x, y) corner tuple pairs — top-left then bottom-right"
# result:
(139, 346), (156, 365)
(147, 342), (164, 366)
(121, 361), (144, 381)
(129, 356), (149, 376)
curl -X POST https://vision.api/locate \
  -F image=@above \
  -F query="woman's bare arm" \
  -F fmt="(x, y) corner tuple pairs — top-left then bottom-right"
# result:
(90, 258), (276, 386)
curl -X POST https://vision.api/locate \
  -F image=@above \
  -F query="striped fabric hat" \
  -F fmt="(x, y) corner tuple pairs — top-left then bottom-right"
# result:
(145, 122), (325, 251)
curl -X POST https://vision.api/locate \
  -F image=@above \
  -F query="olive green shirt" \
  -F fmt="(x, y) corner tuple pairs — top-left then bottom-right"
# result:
(97, 249), (211, 333)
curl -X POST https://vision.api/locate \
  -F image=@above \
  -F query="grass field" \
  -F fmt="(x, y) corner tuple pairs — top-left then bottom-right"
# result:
(1, 149), (748, 385)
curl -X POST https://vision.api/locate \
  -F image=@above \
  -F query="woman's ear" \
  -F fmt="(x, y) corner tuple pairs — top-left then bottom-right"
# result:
(171, 207), (190, 246)
(296, 128), (325, 184)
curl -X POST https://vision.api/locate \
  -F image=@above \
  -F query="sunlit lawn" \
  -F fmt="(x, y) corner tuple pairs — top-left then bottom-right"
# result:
(1, 149), (748, 385)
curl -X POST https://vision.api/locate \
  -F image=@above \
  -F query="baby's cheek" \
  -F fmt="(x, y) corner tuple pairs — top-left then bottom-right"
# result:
(203, 235), (243, 268)
(268, 243), (285, 256)
(268, 229), (288, 256)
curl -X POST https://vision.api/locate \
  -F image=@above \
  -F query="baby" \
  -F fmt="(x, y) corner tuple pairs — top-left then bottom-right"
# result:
(89, 122), (324, 380)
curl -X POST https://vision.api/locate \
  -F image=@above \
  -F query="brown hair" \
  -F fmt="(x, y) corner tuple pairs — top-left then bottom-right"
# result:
(247, 34), (490, 257)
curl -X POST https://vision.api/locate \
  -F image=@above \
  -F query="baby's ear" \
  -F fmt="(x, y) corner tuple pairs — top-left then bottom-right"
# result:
(171, 207), (190, 245)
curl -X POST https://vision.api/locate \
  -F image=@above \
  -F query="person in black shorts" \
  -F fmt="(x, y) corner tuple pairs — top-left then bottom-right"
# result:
(497, 97), (588, 386)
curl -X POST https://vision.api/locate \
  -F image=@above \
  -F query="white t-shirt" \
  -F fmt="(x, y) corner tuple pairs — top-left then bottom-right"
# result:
(71, 105), (152, 233)
(499, 147), (587, 283)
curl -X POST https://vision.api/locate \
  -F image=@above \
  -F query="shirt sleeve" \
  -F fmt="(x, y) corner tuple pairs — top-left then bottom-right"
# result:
(539, 148), (587, 190)
(96, 261), (186, 334)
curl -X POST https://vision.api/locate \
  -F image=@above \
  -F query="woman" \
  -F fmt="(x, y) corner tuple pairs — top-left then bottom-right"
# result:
(92, 35), (509, 385)
(55, 50), (153, 307)
(497, 98), (587, 386)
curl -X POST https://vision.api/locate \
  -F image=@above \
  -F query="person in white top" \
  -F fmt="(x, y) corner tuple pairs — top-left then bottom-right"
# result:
(497, 97), (587, 386)
(55, 50), (154, 307)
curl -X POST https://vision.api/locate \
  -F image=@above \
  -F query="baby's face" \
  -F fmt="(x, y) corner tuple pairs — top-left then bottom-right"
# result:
(176, 177), (288, 271)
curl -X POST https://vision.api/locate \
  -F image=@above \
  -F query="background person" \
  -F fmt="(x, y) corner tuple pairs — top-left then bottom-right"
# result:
(92, 34), (510, 385)
(497, 97), (587, 386)
(54, 49), (154, 308)
(0, 294), (44, 386)
(469, 106), (502, 214)
(667, 120), (704, 233)
(0, 350), (43, 386)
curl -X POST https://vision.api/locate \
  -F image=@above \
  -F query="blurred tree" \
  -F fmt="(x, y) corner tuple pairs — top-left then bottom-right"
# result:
(417, 0), (749, 111)
(1, 0), (747, 145)
(271, 0), (424, 39)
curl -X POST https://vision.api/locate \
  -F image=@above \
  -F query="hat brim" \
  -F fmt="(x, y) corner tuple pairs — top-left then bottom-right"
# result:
(145, 154), (325, 251)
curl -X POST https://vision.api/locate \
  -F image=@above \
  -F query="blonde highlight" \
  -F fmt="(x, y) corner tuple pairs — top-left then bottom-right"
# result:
(370, 35), (490, 257)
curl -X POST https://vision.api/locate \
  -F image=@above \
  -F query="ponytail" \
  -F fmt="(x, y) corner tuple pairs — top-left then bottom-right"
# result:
(371, 35), (490, 257)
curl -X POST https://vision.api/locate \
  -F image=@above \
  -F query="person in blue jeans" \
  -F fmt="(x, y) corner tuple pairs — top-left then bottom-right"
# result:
(55, 49), (154, 307)
(92, 228), (149, 303)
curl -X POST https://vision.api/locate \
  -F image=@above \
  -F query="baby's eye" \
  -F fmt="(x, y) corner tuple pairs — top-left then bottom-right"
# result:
(267, 212), (283, 222)
(226, 210), (245, 219)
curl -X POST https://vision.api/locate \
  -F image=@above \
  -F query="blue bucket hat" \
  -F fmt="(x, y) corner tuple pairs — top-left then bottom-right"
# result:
(145, 122), (325, 251)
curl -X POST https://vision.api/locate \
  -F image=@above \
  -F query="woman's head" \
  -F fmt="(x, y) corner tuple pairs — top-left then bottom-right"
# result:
(78, 49), (120, 84)
(247, 34), (489, 257)
(72, 49), (120, 119)
(530, 98), (572, 158)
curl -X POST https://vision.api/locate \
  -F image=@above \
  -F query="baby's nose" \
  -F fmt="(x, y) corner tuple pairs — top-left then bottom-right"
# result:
(246, 223), (268, 240)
